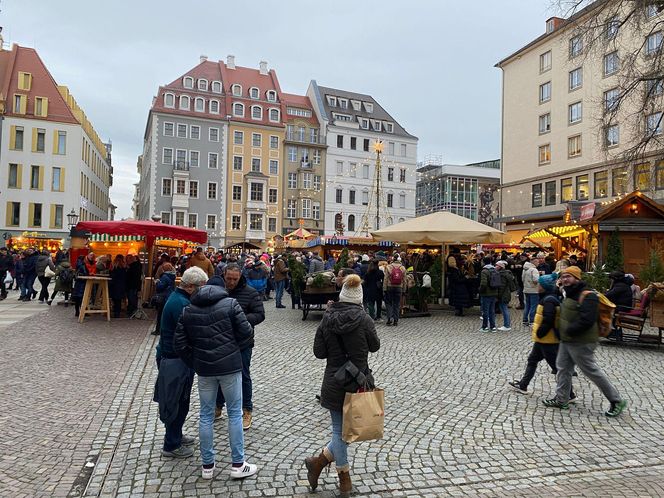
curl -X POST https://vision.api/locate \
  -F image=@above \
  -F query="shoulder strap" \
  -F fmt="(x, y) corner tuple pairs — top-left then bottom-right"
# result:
(578, 290), (593, 304)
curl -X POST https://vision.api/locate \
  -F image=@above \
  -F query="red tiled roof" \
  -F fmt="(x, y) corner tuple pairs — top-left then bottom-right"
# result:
(281, 92), (318, 125)
(0, 44), (78, 124)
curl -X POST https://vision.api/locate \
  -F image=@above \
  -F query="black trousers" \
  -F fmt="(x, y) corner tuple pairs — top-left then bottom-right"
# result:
(38, 276), (51, 301)
(519, 342), (575, 397)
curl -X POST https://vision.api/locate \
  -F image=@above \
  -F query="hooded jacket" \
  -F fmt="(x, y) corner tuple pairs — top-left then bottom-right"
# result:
(522, 261), (540, 294)
(35, 253), (55, 277)
(605, 274), (633, 312)
(173, 285), (252, 377)
(313, 302), (380, 411)
(188, 252), (214, 278)
(479, 264), (500, 298)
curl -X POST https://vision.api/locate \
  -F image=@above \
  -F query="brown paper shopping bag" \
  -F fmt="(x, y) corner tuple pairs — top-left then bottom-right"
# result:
(342, 388), (384, 443)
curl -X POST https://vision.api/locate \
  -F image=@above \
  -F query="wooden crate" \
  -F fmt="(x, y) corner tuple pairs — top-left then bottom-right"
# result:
(650, 301), (664, 328)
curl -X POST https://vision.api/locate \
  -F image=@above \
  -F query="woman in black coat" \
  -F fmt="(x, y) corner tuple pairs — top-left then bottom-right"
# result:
(72, 256), (89, 317)
(125, 254), (143, 316)
(362, 260), (383, 320)
(605, 270), (633, 313)
(109, 255), (128, 318)
(448, 258), (471, 316)
(306, 274), (380, 497)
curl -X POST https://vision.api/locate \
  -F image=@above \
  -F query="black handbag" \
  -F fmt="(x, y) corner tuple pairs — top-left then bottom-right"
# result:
(333, 334), (373, 392)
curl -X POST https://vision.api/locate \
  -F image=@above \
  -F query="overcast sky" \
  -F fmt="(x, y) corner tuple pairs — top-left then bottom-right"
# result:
(3, 1), (554, 219)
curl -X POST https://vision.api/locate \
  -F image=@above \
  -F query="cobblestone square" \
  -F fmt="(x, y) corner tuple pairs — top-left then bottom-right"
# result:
(1, 300), (664, 497)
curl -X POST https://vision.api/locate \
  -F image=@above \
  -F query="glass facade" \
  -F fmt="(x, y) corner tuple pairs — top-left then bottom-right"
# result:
(416, 175), (479, 220)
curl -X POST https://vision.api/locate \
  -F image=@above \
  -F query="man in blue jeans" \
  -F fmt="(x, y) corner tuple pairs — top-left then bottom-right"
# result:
(174, 280), (258, 480)
(478, 256), (499, 331)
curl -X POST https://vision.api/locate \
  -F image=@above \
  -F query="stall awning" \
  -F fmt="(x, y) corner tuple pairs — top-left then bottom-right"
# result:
(89, 234), (143, 242)
(75, 220), (208, 244)
(526, 224), (587, 240)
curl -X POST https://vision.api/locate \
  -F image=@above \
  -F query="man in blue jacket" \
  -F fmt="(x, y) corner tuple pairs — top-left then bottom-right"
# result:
(156, 266), (208, 459)
(174, 278), (257, 481)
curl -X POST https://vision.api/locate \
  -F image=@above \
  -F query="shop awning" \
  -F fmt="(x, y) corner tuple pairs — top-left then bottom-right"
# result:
(526, 224), (587, 240)
(75, 220), (208, 244)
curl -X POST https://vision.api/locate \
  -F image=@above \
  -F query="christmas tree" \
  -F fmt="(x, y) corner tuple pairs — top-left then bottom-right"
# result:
(605, 229), (624, 272)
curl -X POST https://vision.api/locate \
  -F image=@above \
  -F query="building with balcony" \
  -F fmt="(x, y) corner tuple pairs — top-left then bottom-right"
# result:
(281, 93), (326, 236)
(0, 43), (112, 244)
(307, 81), (418, 236)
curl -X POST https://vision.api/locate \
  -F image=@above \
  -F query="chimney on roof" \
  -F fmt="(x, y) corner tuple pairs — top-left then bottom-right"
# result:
(227, 55), (235, 69)
(200, 55), (208, 63)
(259, 60), (268, 75)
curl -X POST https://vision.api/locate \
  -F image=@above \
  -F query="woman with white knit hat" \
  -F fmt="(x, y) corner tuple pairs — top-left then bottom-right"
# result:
(306, 274), (380, 497)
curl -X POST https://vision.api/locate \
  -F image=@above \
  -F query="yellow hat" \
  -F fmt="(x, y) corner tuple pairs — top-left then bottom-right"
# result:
(561, 266), (582, 280)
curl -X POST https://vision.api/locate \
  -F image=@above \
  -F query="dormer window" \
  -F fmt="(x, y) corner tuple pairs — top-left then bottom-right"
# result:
(164, 93), (175, 108)
(233, 102), (245, 117)
(211, 81), (222, 93)
(269, 108), (280, 122)
(339, 98), (348, 109)
(251, 105), (263, 120)
(179, 95), (190, 110)
(194, 97), (205, 112)
(210, 100), (220, 114)
(385, 122), (394, 133)
(364, 102), (373, 113)
(183, 76), (194, 89)
(327, 96), (337, 107)
(359, 118), (369, 129)
(197, 79), (208, 91)
(232, 84), (242, 96)
(266, 90), (277, 102)
(249, 87), (260, 99)
(373, 121), (382, 132)
(351, 100), (361, 111)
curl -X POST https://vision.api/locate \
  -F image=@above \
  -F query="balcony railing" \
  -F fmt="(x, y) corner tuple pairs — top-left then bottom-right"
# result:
(173, 160), (190, 171)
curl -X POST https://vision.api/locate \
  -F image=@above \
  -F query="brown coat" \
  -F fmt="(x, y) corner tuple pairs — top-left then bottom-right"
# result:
(273, 258), (288, 282)
(188, 252), (214, 278)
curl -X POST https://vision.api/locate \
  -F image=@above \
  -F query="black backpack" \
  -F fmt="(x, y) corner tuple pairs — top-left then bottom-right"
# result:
(59, 267), (73, 285)
(488, 268), (502, 289)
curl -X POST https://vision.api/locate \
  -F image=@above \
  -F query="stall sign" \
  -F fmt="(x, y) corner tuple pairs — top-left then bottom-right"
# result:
(579, 203), (596, 221)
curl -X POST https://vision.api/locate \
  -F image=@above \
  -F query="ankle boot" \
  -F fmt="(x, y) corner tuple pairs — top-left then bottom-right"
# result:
(338, 470), (352, 497)
(304, 450), (332, 490)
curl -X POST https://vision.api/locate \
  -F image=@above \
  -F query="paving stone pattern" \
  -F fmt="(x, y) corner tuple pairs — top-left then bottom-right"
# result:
(2, 301), (664, 497)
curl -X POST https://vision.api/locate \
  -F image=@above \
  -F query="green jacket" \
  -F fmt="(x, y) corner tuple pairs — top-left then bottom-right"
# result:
(559, 282), (599, 343)
(498, 269), (516, 304)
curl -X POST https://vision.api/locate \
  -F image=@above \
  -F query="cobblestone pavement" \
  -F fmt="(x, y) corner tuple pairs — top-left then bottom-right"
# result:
(2, 301), (664, 497)
(0, 283), (54, 328)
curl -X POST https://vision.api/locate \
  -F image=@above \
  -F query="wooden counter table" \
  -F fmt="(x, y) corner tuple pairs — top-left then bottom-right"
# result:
(78, 275), (111, 323)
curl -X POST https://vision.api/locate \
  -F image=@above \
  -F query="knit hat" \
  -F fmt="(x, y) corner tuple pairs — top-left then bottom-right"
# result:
(495, 260), (507, 268)
(339, 274), (363, 305)
(362, 254), (370, 262)
(538, 272), (559, 293)
(561, 266), (582, 280)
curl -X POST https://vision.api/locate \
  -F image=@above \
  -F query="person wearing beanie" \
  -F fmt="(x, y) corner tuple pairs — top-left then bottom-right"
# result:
(605, 270), (632, 312)
(508, 273), (575, 400)
(308, 273), (380, 497)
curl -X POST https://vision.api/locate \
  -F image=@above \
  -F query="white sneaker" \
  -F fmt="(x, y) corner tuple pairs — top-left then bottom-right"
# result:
(497, 326), (512, 331)
(201, 463), (215, 479)
(230, 461), (258, 479)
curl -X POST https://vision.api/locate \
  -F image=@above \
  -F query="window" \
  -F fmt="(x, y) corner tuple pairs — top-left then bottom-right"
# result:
(209, 100), (219, 113)
(362, 190), (369, 206)
(207, 182), (217, 200)
(387, 193), (394, 208)
(388, 142), (395, 155)
(196, 78), (208, 91)
(7, 202), (20, 226)
(336, 161), (343, 175)
(569, 102), (582, 124)
(161, 212), (171, 225)
(12, 126), (24, 150)
(568, 135), (582, 158)
(267, 90), (277, 102)
(208, 153), (218, 169)
(350, 136), (357, 150)
(363, 139), (370, 152)
(327, 95), (337, 106)
(539, 81), (551, 103)
(400, 144), (407, 156)
(179, 95), (190, 110)
(176, 179), (186, 195)
(313, 149), (321, 165)
(233, 156), (243, 171)
(647, 112), (663, 135)
(162, 178), (172, 196)
(18, 71), (32, 91)
(538, 144), (551, 165)
(604, 51), (619, 76)
(349, 190), (356, 204)
(400, 169), (406, 183)
(233, 103), (244, 116)
(569, 67), (583, 90)
(302, 172), (313, 189)
(399, 193), (406, 209)
(177, 124), (187, 138)
(164, 93), (175, 107)
(52, 167), (62, 191)
(252, 133), (262, 147)
(207, 215), (217, 230)
(539, 113), (551, 134)
(187, 213), (197, 229)
(606, 124), (620, 146)
(612, 167), (628, 195)
(539, 51), (552, 72)
(251, 106), (262, 120)
(288, 146), (297, 162)
(657, 161), (664, 190)
(387, 167), (394, 182)
(545, 181), (556, 205)
(8, 164), (19, 188)
(34, 97), (48, 117)
(249, 213), (263, 230)
(287, 199), (297, 218)
(604, 88), (619, 112)
(212, 81), (222, 93)
(270, 136), (279, 149)
(269, 108), (280, 122)
(347, 215), (355, 232)
(233, 130), (243, 145)
(251, 158), (261, 172)
(337, 135), (344, 148)
(194, 97), (205, 112)
(231, 215), (240, 230)
(163, 148), (173, 164)
(373, 121), (382, 132)
(56, 131), (66, 154)
(189, 150), (199, 167)
(336, 188), (343, 203)
(30, 165), (41, 189)
(301, 198), (312, 218)
(606, 15), (620, 39)
(249, 87), (259, 99)
(164, 122), (174, 136)
(561, 178), (573, 202)
(594, 171), (608, 198)
(30, 203), (42, 227)
(569, 35), (583, 58)
(206, 127), (218, 142)
(269, 160), (278, 175)
(576, 174), (589, 200)
(385, 123), (394, 133)
(310, 128), (319, 144)
(53, 205), (63, 229)
(339, 98), (348, 109)
(35, 129), (45, 152)
(183, 76), (194, 89)
(189, 180), (198, 198)
(634, 163), (651, 191)
(268, 217), (277, 233)
(313, 202), (321, 220)
(646, 31), (663, 55)
(347, 163), (356, 178)
(233, 185), (242, 201)
(269, 188), (277, 203)
(232, 84), (242, 96)
(363, 164), (370, 179)
(532, 184), (543, 207)
(288, 172), (297, 189)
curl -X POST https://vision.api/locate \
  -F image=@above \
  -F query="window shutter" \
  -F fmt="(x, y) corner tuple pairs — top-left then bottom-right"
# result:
(59, 168), (65, 191)
(50, 204), (56, 229)
(31, 128), (38, 152)
(38, 165), (44, 190)
(52, 130), (59, 154)
(41, 98), (48, 117)
(9, 125), (16, 149)
(16, 164), (23, 189)
(28, 203), (35, 227)
(5, 202), (12, 226)
(20, 95), (27, 114)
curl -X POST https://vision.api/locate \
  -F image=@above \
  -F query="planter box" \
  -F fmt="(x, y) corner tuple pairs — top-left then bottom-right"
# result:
(650, 302), (664, 328)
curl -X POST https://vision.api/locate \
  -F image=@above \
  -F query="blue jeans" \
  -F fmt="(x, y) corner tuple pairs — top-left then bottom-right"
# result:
(498, 301), (511, 328)
(274, 279), (285, 305)
(198, 372), (244, 466)
(217, 347), (253, 411)
(20, 273), (36, 299)
(327, 410), (349, 470)
(163, 366), (194, 451)
(523, 293), (538, 324)
(480, 296), (497, 329)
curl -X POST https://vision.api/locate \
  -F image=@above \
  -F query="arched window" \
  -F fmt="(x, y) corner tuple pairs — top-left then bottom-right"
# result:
(249, 87), (260, 99)
(348, 214), (355, 232)
(197, 79), (208, 91)
(164, 93), (175, 108)
(183, 76), (194, 89)
(334, 213), (343, 232)
(211, 81), (222, 93)
(194, 97), (205, 112)
(269, 108), (280, 122)
(210, 100), (220, 113)
(179, 95), (190, 110)
(251, 105), (263, 120)
(266, 90), (277, 101)
(231, 84), (242, 96)
(233, 102), (244, 117)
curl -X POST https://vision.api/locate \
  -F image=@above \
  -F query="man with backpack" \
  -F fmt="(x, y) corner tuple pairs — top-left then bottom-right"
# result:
(383, 255), (406, 327)
(479, 256), (501, 332)
(542, 266), (627, 417)
(495, 260), (516, 331)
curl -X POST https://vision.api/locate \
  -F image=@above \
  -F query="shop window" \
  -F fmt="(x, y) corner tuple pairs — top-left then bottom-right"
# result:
(561, 178), (573, 202)
(612, 167), (628, 196)
(532, 184), (542, 207)
(634, 163), (651, 191)
(545, 181), (556, 205)
(576, 174), (589, 200)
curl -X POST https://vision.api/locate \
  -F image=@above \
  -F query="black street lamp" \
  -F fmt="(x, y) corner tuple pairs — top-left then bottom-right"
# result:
(67, 208), (79, 228)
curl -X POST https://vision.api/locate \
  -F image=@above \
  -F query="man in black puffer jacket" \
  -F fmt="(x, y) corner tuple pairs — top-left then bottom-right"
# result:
(605, 270), (633, 313)
(208, 263), (265, 429)
(174, 284), (258, 480)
